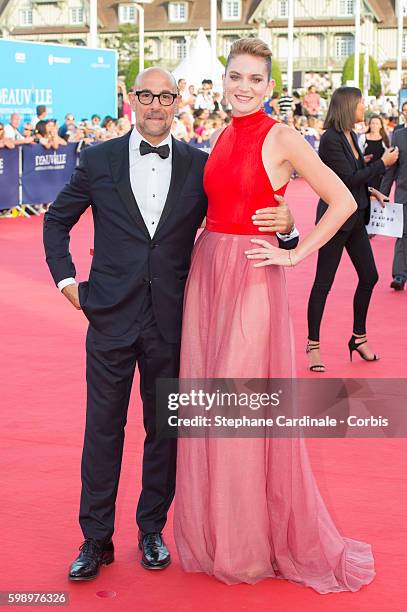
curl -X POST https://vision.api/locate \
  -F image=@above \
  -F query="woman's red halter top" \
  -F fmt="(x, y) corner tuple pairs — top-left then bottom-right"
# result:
(204, 108), (288, 235)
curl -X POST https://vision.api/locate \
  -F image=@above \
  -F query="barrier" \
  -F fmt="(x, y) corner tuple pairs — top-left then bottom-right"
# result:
(0, 148), (19, 210)
(304, 134), (319, 151)
(22, 143), (77, 205)
(0, 143), (85, 213)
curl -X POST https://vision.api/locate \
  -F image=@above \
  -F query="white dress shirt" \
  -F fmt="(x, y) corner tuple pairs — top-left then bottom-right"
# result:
(276, 225), (299, 242)
(57, 127), (173, 291)
(129, 127), (172, 237)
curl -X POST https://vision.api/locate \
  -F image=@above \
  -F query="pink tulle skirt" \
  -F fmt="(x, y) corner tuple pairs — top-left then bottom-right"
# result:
(173, 230), (375, 592)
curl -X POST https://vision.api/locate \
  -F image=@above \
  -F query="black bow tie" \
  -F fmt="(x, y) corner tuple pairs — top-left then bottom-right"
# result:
(140, 140), (170, 159)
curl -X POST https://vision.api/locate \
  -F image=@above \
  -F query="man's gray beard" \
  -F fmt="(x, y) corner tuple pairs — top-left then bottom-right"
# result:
(139, 118), (171, 140)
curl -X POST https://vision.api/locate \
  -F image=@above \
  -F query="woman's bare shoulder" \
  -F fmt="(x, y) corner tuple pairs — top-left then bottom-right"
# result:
(273, 122), (298, 137)
(265, 122), (302, 147)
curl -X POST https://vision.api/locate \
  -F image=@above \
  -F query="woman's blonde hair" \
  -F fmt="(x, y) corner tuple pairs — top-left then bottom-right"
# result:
(226, 38), (272, 80)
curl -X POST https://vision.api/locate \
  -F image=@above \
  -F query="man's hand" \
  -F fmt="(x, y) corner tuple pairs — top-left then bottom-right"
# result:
(369, 187), (390, 208)
(62, 283), (81, 310)
(252, 194), (294, 234)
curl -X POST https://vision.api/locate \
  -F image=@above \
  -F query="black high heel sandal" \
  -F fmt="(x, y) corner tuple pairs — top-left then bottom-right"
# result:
(306, 341), (326, 372)
(348, 334), (379, 362)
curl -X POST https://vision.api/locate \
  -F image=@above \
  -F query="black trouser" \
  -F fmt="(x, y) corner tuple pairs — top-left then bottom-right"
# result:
(307, 209), (379, 342)
(79, 288), (180, 541)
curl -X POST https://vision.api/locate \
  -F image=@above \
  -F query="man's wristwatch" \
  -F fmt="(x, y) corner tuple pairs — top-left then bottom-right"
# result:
(278, 224), (295, 237)
(276, 225), (299, 241)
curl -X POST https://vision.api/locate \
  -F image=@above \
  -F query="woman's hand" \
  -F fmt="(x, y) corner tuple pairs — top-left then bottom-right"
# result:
(381, 146), (399, 166)
(245, 239), (301, 267)
(368, 187), (390, 208)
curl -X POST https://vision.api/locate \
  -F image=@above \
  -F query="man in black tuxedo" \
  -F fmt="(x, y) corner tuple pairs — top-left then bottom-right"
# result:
(381, 122), (407, 290)
(43, 68), (298, 580)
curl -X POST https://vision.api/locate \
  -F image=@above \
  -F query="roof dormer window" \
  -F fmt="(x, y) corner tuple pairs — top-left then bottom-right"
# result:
(169, 2), (188, 23)
(119, 4), (137, 24)
(222, 0), (241, 22)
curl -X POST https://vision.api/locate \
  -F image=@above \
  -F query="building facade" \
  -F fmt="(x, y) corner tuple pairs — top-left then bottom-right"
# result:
(0, 0), (406, 92)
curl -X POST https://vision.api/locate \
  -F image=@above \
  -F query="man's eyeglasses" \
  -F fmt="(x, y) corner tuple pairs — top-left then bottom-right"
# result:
(134, 90), (177, 106)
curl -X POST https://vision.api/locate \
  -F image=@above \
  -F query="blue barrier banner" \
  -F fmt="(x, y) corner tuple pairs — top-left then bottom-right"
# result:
(0, 39), (117, 127)
(0, 148), (19, 210)
(304, 134), (319, 151)
(22, 143), (77, 204)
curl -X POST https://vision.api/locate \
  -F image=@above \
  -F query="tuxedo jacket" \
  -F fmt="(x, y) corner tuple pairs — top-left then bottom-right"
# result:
(381, 126), (407, 205)
(316, 127), (386, 231)
(43, 132), (298, 342)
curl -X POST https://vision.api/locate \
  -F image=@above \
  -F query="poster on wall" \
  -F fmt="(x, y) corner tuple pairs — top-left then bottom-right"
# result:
(0, 39), (117, 128)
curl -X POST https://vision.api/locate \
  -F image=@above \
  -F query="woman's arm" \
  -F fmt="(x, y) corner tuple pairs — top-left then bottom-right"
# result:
(40, 138), (52, 150)
(246, 126), (357, 266)
(320, 132), (396, 190)
(281, 127), (356, 260)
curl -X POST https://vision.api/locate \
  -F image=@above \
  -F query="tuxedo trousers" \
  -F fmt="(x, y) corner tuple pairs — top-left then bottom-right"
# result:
(79, 287), (180, 541)
(392, 202), (407, 280)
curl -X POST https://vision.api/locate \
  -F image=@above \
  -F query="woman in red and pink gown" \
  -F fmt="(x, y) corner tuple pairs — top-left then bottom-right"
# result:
(174, 39), (375, 593)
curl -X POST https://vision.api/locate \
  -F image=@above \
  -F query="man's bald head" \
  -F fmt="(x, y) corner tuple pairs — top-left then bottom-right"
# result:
(129, 67), (180, 144)
(134, 67), (177, 92)
(10, 113), (20, 128)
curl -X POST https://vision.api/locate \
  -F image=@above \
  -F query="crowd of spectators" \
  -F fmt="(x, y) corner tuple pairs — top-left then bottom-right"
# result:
(1, 79), (406, 220)
(0, 84), (134, 155)
(1, 78), (406, 190)
(171, 79), (405, 163)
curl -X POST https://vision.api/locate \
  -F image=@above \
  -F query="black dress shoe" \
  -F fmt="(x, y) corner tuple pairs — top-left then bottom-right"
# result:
(390, 277), (406, 291)
(68, 538), (114, 581)
(138, 532), (171, 570)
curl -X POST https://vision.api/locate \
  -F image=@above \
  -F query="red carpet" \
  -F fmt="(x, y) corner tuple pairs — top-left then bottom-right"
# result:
(1, 179), (406, 611)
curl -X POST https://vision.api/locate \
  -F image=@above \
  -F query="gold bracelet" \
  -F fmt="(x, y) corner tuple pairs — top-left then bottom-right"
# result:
(288, 251), (293, 267)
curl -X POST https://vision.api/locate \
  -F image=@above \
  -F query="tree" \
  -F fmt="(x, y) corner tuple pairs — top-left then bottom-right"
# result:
(124, 58), (152, 91)
(108, 24), (139, 75)
(272, 59), (283, 94)
(107, 24), (152, 89)
(341, 54), (382, 96)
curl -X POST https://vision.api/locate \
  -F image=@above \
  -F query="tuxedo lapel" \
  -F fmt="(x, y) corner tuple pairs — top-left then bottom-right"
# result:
(155, 137), (193, 236)
(109, 133), (150, 239)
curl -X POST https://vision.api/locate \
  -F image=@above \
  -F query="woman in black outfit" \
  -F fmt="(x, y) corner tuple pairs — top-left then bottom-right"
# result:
(363, 114), (390, 190)
(306, 87), (399, 372)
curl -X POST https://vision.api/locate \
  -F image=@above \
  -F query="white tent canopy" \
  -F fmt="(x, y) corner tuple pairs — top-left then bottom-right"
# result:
(172, 28), (225, 90)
